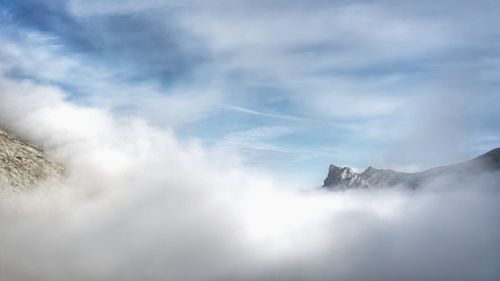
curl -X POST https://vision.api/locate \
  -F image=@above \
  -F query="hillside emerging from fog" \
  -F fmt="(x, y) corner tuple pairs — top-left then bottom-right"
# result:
(2, 123), (499, 193)
(323, 148), (500, 190)
(0, 128), (63, 191)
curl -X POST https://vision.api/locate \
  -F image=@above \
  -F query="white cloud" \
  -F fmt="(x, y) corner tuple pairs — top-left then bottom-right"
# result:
(0, 32), (78, 81)
(0, 73), (499, 281)
(184, 3), (456, 79)
(0, 30), (222, 128)
(67, 0), (179, 16)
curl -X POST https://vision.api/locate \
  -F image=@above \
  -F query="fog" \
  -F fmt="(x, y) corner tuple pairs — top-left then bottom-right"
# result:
(1, 77), (500, 281)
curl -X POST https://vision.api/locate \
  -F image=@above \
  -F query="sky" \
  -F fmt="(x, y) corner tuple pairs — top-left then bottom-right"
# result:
(1, 2), (500, 280)
(1, 0), (500, 185)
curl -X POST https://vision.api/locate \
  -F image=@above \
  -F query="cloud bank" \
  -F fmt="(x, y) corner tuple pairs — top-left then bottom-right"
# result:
(1, 75), (500, 281)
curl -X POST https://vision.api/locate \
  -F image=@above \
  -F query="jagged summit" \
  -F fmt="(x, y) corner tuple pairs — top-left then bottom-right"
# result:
(323, 165), (362, 188)
(0, 127), (64, 191)
(323, 148), (500, 190)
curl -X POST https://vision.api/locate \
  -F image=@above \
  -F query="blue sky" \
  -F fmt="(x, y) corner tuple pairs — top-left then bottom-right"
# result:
(1, 0), (499, 185)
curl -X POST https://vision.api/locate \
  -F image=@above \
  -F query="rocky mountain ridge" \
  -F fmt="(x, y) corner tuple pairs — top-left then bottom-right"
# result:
(323, 148), (500, 190)
(0, 127), (64, 191)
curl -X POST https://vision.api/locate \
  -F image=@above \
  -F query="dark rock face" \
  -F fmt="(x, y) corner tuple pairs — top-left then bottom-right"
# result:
(323, 166), (362, 187)
(323, 148), (500, 190)
(323, 165), (417, 190)
(0, 128), (64, 191)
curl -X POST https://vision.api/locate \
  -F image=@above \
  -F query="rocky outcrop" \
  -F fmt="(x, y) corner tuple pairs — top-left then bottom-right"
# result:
(0, 128), (64, 191)
(323, 148), (500, 190)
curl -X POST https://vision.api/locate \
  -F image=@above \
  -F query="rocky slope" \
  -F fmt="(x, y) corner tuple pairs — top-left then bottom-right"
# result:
(0, 127), (64, 191)
(323, 148), (500, 190)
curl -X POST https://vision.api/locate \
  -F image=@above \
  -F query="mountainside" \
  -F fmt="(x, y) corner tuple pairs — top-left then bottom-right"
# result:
(0, 128), (64, 191)
(323, 148), (500, 190)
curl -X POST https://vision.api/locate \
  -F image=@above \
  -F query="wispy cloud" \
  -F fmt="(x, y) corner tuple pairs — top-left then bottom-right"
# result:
(221, 104), (317, 122)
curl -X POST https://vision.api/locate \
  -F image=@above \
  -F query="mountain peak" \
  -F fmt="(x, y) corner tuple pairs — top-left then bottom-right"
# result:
(0, 128), (64, 191)
(324, 165), (365, 189)
(323, 148), (500, 190)
(476, 147), (500, 166)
